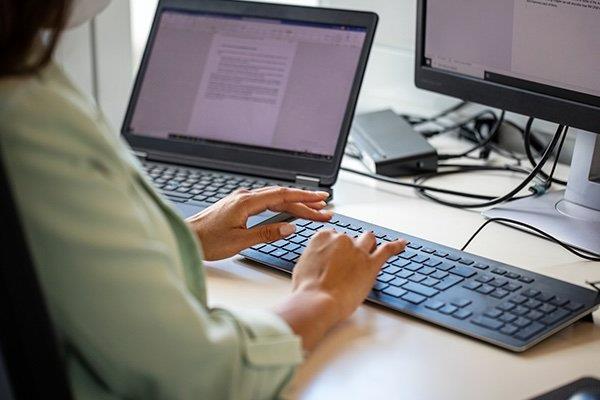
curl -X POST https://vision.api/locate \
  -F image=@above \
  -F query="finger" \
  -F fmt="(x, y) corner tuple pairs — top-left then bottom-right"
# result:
(304, 201), (328, 210)
(355, 232), (377, 253)
(241, 222), (297, 249)
(242, 187), (330, 216)
(371, 240), (408, 267)
(270, 203), (333, 222)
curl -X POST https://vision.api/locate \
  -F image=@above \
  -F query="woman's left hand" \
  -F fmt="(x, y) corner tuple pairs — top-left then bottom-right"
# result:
(187, 187), (333, 261)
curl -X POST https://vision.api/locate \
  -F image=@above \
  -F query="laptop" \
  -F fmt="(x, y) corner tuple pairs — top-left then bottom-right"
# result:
(121, 0), (378, 221)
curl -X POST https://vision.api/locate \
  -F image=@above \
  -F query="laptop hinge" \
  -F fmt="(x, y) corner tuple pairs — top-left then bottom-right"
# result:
(295, 175), (321, 187)
(132, 150), (148, 159)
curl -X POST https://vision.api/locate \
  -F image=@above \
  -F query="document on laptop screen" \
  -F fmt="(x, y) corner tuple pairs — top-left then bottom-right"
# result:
(129, 11), (367, 158)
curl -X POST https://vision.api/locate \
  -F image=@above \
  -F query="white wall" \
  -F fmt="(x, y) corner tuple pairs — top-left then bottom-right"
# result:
(55, 0), (134, 133)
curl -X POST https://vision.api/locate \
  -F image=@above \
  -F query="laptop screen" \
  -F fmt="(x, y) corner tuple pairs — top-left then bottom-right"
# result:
(127, 9), (368, 159)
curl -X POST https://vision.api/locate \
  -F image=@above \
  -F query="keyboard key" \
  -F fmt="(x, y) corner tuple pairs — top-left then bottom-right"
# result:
(418, 266), (436, 276)
(421, 247), (436, 254)
(272, 240), (288, 248)
(407, 243), (422, 250)
(283, 243), (300, 252)
(259, 245), (277, 254)
(402, 292), (426, 304)
(446, 254), (461, 262)
(421, 277), (440, 287)
(510, 295), (528, 305)
(540, 308), (570, 325)
(397, 270), (414, 279)
(251, 243), (266, 250)
(295, 219), (312, 227)
(475, 274), (494, 284)
(271, 249), (288, 258)
(412, 254), (430, 264)
(490, 289), (509, 299)
(453, 309), (473, 320)
(505, 272), (521, 280)
(383, 265), (401, 275)
(290, 236), (307, 244)
(408, 273), (427, 283)
(491, 268), (506, 275)
(390, 278), (408, 287)
(473, 263), (489, 270)
(383, 287), (408, 298)
(476, 284), (494, 295)
(512, 305), (529, 316)
(526, 310), (544, 321)
(436, 261), (455, 271)
(484, 308), (503, 318)
(392, 259), (411, 268)
(489, 278), (508, 288)
(161, 190), (193, 199)
(373, 282), (389, 292)
(435, 276), (464, 291)
(425, 300), (446, 310)
(400, 251), (418, 260)
(472, 316), (503, 330)
(403, 282), (440, 297)
(518, 276), (535, 284)
(513, 317), (531, 328)
(463, 281), (481, 291)
(500, 324), (519, 336)
(538, 303), (557, 314)
(376, 273), (395, 283)
(439, 304), (459, 315)
(522, 288), (541, 298)
(451, 299), (472, 308)
(537, 293), (555, 303)
(433, 250), (448, 258)
(423, 258), (442, 267)
(524, 299), (542, 309)
(307, 222), (324, 230)
(565, 302), (584, 312)
(515, 322), (545, 341)
(550, 297), (569, 307)
(299, 229), (316, 238)
(498, 302), (515, 312)
(405, 263), (423, 272)
(450, 265), (477, 278)
(505, 283), (522, 292)
(431, 270), (449, 280)
(499, 313), (517, 323)
(458, 259), (474, 266)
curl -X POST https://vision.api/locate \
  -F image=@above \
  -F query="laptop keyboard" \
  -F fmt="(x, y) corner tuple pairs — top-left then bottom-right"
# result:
(141, 161), (316, 206)
(241, 213), (600, 352)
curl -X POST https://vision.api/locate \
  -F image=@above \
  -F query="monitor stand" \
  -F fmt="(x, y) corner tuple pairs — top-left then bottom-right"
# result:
(483, 129), (600, 255)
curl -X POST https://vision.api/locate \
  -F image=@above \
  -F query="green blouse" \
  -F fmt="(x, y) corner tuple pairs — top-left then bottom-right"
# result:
(0, 63), (303, 400)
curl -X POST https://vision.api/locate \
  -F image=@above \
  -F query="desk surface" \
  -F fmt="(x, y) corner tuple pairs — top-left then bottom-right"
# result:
(205, 136), (600, 400)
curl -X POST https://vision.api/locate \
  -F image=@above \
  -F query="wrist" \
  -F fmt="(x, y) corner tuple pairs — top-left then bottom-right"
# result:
(275, 290), (340, 351)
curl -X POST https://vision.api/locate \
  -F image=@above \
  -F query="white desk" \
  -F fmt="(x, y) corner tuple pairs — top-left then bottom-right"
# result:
(205, 136), (600, 400)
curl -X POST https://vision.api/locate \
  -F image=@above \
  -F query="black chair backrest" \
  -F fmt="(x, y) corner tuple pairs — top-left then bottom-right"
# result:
(0, 146), (73, 399)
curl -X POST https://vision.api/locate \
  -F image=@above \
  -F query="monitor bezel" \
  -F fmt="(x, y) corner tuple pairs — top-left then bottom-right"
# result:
(414, 0), (600, 133)
(121, 0), (378, 186)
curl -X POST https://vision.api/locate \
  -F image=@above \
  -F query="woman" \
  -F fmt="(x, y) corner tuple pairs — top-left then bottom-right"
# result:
(0, 0), (406, 399)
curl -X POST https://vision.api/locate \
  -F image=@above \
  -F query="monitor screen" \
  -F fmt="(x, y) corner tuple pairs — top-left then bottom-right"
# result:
(127, 9), (368, 159)
(423, 0), (600, 108)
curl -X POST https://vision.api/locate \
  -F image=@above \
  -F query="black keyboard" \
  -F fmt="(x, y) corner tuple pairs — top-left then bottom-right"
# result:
(141, 161), (323, 207)
(241, 213), (600, 352)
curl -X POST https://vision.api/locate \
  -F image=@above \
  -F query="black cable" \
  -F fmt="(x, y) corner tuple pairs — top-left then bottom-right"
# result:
(422, 109), (498, 137)
(545, 127), (569, 188)
(461, 217), (600, 262)
(414, 123), (564, 209)
(438, 111), (506, 160)
(342, 163), (535, 202)
(402, 100), (469, 127)
(524, 117), (568, 186)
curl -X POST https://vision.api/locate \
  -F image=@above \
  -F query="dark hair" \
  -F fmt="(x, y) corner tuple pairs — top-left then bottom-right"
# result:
(0, 0), (72, 78)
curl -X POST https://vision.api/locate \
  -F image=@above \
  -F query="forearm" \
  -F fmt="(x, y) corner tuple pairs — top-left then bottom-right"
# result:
(274, 290), (340, 352)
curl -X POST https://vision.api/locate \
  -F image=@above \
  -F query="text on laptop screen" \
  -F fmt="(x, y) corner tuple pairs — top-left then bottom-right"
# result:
(128, 10), (368, 158)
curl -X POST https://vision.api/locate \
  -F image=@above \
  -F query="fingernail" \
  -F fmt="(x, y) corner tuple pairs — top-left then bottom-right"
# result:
(279, 224), (296, 237)
(318, 191), (330, 198)
(321, 210), (334, 217)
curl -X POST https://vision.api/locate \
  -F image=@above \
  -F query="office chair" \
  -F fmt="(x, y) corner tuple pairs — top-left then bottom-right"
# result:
(0, 146), (74, 399)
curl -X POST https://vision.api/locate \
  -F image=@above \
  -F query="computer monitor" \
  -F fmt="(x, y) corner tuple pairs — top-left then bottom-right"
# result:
(415, 0), (600, 254)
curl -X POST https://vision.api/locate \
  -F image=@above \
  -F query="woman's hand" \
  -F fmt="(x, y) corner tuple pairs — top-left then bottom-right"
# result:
(275, 230), (407, 351)
(188, 187), (333, 261)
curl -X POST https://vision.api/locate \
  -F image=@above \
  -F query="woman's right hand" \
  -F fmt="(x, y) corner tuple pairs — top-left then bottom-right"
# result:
(275, 230), (407, 351)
